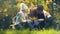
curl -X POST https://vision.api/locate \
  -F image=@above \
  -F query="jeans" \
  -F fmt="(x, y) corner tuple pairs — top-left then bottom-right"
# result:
(15, 24), (23, 30)
(26, 20), (39, 29)
(26, 20), (45, 30)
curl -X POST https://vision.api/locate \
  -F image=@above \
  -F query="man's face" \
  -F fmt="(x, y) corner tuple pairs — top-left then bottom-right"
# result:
(37, 10), (43, 14)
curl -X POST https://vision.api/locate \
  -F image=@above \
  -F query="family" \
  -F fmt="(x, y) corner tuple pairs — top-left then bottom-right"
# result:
(12, 1), (52, 30)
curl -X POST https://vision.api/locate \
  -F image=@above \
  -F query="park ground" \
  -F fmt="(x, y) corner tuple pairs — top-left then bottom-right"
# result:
(0, 29), (60, 34)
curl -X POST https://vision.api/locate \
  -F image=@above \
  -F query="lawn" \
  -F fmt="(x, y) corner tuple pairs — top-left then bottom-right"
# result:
(0, 29), (60, 34)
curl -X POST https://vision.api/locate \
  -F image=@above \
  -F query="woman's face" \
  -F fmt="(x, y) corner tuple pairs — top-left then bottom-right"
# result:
(23, 10), (28, 13)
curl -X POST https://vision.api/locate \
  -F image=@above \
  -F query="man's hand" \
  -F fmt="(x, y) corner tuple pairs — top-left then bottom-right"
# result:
(38, 19), (44, 22)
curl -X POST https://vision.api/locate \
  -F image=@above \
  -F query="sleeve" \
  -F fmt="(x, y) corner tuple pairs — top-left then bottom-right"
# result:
(12, 13), (23, 25)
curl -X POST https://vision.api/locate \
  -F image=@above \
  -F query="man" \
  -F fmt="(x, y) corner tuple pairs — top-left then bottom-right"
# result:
(36, 5), (52, 29)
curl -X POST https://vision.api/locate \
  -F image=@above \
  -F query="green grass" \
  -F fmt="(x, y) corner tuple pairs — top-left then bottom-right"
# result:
(0, 29), (60, 34)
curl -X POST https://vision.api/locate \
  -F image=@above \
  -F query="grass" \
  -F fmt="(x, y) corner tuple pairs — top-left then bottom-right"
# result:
(0, 29), (60, 34)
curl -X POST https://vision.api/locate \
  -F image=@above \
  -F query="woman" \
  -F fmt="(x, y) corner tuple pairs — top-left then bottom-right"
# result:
(12, 2), (28, 30)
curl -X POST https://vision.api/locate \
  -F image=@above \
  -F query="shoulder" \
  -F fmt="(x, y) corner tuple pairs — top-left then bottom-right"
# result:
(43, 10), (52, 18)
(43, 10), (50, 15)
